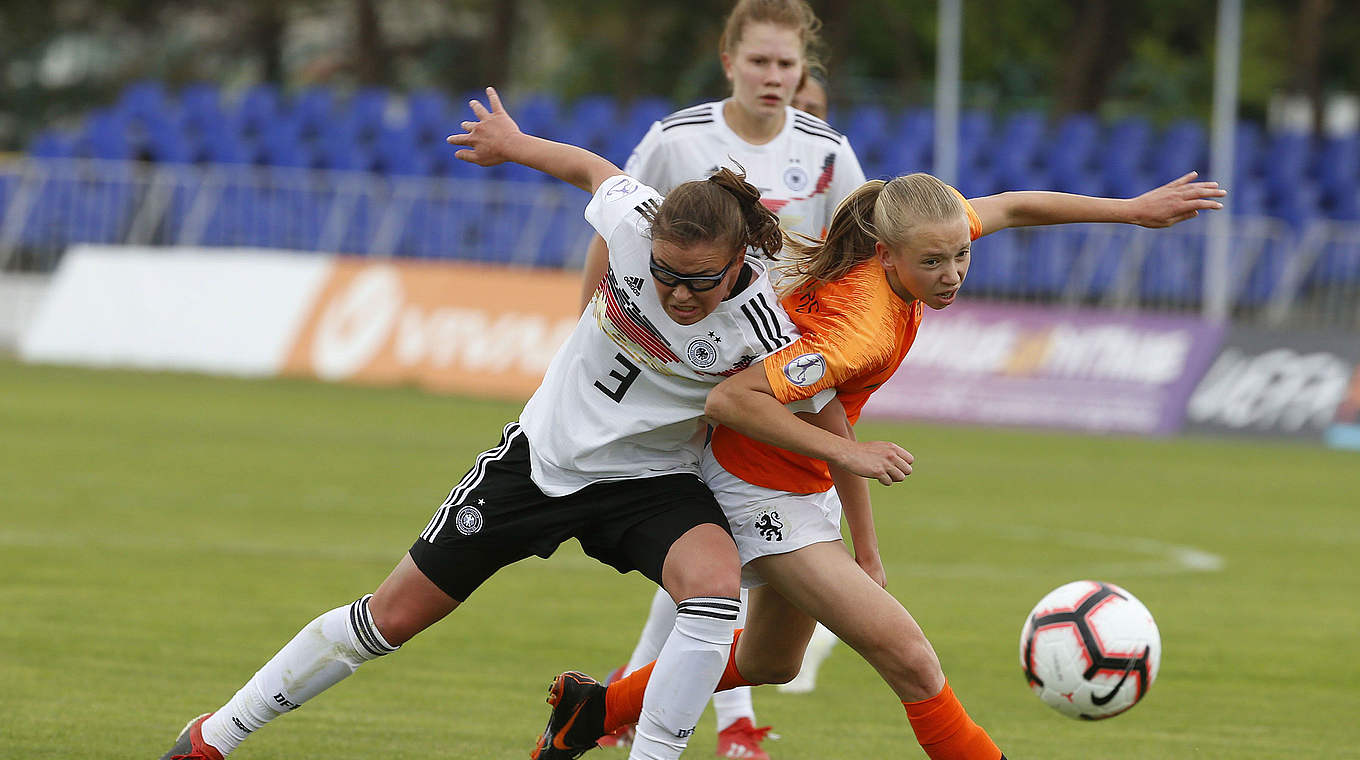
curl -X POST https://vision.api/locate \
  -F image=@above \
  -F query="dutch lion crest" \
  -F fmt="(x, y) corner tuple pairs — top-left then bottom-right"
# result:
(754, 510), (784, 542)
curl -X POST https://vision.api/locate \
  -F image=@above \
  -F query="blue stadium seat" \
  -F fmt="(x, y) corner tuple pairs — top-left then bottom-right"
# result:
(192, 167), (328, 251)
(347, 87), (390, 144)
(1267, 179), (1322, 228)
(1138, 225), (1205, 305)
(316, 134), (377, 173)
(1263, 132), (1311, 190)
(965, 227), (1025, 296)
(565, 95), (623, 165)
(1232, 180), (1268, 218)
(409, 89), (452, 129)
(78, 110), (136, 161)
(179, 84), (230, 139)
(1072, 227), (1141, 301)
(331, 187), (385, 254)
(883, 108), (933, 176)
(954, 110), (993, 175)
(260, 128), (315, 169)
(291, 87), (337, 141)
(117, 80), (172, 123)
(1316, 135), (1359, 201)
(1102, 116), (1153, 196)
(180, 83), (222, 115)
(29, 130), (77, 159)
(200, 123), (256, 165)
(156, 165), (207, 245)
(850, 104), (901, 177)
(623, 97), (672, 136)
(955, 168), (999, 199)
(428, 137), (484, 180)
(1046, 113), (1101, 194)
(144, 123), (197, 164)
(235, 83), (283, 140)
(1232, 121), (1264, 185)
(399, 194), (521, 261)
(992, 110), (1046, 190)
(517, 186), (594, 267)
(1024, 226), (1087, 298)
(846, 104), (892, 150)
(1237, 235), (1286, 306)
(20, 163), (139, 249)
(407, 89), (454, 158)
(186, 168), (263, 247)
(372, 125), (432, 176)
(511, 93), (562, 141)
(1322, 183), (1359, 221)
(895, 108), (934, 146)
(1151, 120), (1207, 183)
(1306, 236), (1360, 289)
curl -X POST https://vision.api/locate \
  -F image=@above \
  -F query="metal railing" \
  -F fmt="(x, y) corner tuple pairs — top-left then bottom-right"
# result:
(1, 158), (1356, 330)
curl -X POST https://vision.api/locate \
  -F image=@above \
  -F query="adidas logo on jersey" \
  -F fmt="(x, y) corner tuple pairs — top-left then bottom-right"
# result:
(625, 276), (645, 296)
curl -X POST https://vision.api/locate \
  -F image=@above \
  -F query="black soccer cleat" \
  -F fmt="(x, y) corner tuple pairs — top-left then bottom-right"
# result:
(530, 671), (607, 760)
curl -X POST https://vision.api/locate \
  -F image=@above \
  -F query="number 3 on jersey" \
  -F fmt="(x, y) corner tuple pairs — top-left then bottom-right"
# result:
(594, 353), (641, 402)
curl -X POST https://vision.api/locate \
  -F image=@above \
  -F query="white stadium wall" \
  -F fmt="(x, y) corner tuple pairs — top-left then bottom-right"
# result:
(18, 246), (583, 399)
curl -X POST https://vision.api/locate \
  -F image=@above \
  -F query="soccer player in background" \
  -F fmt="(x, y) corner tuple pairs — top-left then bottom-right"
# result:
(790, 67), (828, 120)
(156, 87), (914, 760)
(536, 170), (1226, 760)
(580, 3), (865, 756)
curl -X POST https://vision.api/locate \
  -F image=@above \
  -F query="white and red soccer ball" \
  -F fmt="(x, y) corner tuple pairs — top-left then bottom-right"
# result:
(1019, 580), (1161, 720)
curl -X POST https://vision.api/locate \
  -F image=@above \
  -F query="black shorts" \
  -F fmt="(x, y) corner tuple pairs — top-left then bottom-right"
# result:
(408, 421), (731, 602)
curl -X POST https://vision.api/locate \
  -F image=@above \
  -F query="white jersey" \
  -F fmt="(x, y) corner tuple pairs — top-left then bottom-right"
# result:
(624, 100), (867, 253)
(519, 175), (810, 497)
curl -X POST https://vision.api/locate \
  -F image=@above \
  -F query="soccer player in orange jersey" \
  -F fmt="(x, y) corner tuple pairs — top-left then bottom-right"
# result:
(535, 170), (1225, 760)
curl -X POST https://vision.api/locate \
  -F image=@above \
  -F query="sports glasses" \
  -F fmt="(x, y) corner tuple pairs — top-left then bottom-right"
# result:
(648, 254), (736, 292)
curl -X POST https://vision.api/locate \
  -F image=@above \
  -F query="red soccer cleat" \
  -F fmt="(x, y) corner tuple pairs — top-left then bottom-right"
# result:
(714, 717), (775, 760)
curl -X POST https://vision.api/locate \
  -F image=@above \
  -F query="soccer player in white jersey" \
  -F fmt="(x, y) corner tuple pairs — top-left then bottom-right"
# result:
(583, 3), (862, 756)
(580, 0), (866, 308)
(156, 87), (913, 760)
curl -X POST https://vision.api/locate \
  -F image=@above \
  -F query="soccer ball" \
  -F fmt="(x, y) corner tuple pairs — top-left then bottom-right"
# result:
(1019, 580), (1161, 720)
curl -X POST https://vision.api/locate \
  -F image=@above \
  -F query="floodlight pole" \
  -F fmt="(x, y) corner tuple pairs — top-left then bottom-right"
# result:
(934, 0), (961, 186)
(1205, 0), (1242, 322)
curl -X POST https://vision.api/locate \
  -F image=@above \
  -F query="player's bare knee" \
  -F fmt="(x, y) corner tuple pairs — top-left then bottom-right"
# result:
(880, 642), (945, 697)
(369, 606), (416, 646)
(661, 531), (741, 600)
(851, 629), (943, 697)
(369, 595), (453, 646)
(750, 656), (803, 685)
(666, 562), (740, 601)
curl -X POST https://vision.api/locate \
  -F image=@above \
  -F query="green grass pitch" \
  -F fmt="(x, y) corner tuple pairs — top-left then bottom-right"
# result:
(1, 360), (1357, 759)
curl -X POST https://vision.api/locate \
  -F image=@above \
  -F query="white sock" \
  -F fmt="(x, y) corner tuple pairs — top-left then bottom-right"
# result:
(712, 590), (753, 731)
(629, 596), (739, 760)
(198, 595), (399, 755)
(625, 587), (678, 675)
(778, 621), (838, 694)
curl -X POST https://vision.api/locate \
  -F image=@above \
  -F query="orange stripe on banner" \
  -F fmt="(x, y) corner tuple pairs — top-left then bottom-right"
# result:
(281, 257), (583, 400)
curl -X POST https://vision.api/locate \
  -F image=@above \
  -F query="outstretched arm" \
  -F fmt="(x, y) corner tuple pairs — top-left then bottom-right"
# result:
(446, 87), (620, 194)
(705, 364), (913, 486)
(969, 171), (1227, 237)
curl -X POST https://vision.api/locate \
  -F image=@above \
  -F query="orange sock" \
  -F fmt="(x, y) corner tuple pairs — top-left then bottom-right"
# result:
(603, 661), (654, 734)
(903, 681), (1003, 760)
(603, 629), (754, 734)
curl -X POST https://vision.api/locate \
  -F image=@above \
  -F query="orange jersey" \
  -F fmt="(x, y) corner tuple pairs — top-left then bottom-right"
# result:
(711, 193), (982, 493)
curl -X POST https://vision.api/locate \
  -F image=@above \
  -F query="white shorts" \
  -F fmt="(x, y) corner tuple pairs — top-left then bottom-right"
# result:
(701, 447), (844, 589)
